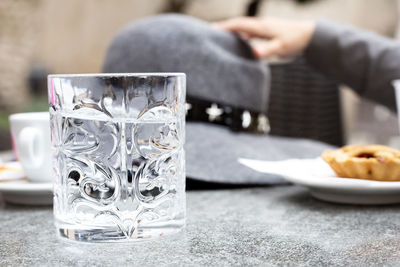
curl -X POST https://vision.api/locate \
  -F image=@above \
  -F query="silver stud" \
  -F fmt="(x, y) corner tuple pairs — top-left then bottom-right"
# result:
(257, 114), (270, 134)
(241, 110), (251, 128)
(206, 103), (223, 122)
(185, 103), (192, 115)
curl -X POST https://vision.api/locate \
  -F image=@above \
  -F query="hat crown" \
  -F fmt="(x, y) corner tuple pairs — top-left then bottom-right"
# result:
(103, 14), (270, 112)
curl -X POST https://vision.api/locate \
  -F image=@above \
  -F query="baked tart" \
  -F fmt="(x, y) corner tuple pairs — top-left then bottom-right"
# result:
(322, 145), (400, 181)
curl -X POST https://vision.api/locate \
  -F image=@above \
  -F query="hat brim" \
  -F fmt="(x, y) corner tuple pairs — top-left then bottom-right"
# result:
(185, 122), (335, 185)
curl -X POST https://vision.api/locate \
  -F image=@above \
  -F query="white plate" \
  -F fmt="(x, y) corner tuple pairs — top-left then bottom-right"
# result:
(239, 157), (400, 205)
(0, 180), (53, 205)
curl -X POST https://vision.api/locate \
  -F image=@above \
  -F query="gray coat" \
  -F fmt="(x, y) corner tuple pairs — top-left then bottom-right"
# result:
(304, 19), (400, 111)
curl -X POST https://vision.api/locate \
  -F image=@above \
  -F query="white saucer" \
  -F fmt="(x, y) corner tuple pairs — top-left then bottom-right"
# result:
(0, 181), (53, 205)
(239, 157), (400, 205)
(0, 161), (53, 205)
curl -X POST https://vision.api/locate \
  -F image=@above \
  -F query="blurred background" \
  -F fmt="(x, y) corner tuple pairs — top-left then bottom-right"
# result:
(1, 0), (400, 151)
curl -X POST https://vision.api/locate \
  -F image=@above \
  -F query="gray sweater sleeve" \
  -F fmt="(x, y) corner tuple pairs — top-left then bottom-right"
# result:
(304, 19), (400, 111)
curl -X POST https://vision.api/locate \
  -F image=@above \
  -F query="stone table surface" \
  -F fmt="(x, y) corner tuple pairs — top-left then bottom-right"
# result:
(1, 186), (400, 266)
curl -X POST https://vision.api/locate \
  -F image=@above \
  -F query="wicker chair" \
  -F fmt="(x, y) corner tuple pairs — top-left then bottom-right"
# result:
(267, 57), (344, 146)
(245, 2), (344, 146)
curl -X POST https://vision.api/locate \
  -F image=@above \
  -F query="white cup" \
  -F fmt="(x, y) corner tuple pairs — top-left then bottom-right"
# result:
(9, 112), (52, 183)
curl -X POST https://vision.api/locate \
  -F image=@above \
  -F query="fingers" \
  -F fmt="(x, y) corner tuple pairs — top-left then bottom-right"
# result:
(252, 39), (283, 59)
(214, 16), (315, 58)
(214, 17), (284, 58)
(213, 17), (268, 38)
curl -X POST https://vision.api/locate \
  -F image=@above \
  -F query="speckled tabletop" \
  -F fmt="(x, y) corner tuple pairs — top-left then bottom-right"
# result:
(1, 186), (400, 266)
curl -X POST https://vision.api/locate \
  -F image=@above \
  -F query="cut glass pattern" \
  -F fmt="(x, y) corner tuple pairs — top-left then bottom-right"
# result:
(48, 74), (186, 241)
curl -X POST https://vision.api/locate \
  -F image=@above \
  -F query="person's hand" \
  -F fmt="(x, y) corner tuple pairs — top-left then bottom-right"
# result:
(214, 17), (316, 59)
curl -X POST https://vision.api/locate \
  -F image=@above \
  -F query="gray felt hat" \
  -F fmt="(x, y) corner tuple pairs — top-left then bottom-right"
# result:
(103, 14), (333, 185)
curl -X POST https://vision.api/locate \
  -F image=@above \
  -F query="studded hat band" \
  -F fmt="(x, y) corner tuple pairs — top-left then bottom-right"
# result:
(186, 97), (270, 134)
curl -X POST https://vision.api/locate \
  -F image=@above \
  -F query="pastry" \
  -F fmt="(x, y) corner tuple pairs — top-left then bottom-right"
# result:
(0, 162), (26, 182)
(322, 145), (400, 181)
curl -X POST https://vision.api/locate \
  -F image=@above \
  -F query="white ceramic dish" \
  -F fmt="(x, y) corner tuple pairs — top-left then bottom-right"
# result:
(239, 157), (400, 205)
(0, 181), (53, 205)
(0, 161), (52, 205)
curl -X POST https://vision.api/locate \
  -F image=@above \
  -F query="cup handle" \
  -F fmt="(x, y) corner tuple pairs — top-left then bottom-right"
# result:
(18, 127), (44, 168)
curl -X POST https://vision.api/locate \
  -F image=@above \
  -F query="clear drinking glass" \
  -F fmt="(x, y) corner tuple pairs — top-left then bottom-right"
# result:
(48, 73), (186, 242)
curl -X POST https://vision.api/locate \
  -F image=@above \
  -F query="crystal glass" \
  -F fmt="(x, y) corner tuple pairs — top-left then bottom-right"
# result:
(48, 73), (186, 242)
